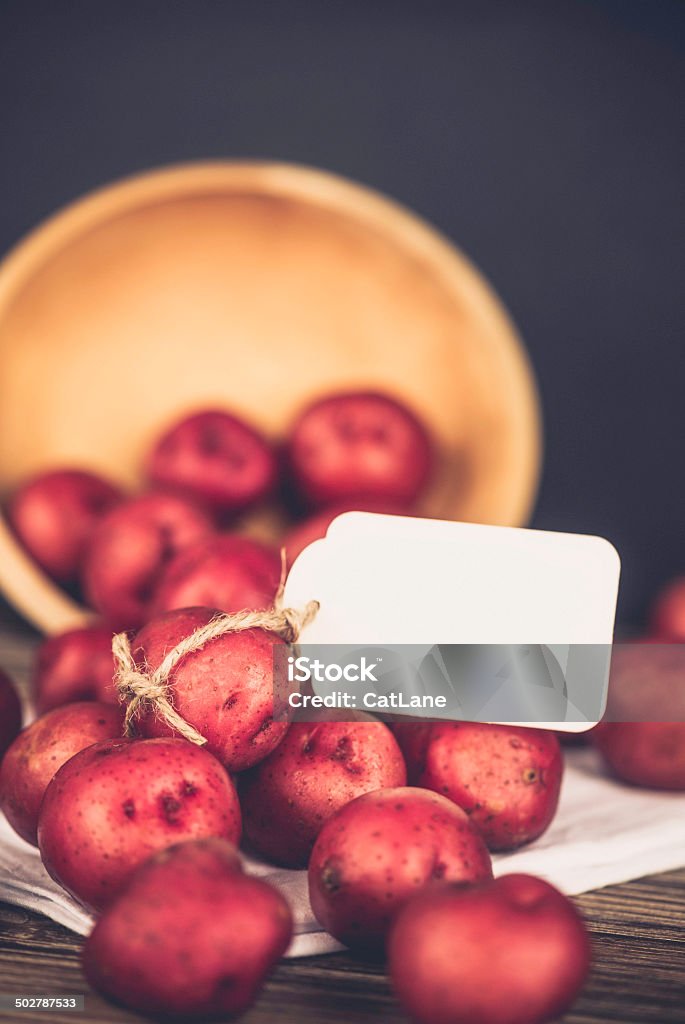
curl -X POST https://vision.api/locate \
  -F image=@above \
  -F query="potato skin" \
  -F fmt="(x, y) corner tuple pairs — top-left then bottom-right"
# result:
(152, 534), (281, 616)
(593, 723), (685, 790)
(287, 391), (432, 510)
(388, 874), (590, 1024)
(82, 492), (214, 629)
(132, 607), (289, 772)
(0, 702), (124, 845)
(240, 720), (407, 866)
(38, 737), (240, 910)
(82, 838), (292, 1019)
(32, 627), (117, 713)
(146, 409), (278, 517)
(396, 722), (563, 851)
(8, 469), (123, 585)
(590, 644), (685, 790)
(308, 787), (492, 951)
(0, 669), (22, 760)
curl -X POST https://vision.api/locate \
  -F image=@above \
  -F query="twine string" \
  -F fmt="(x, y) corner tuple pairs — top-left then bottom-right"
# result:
(112, 597), (319, 742)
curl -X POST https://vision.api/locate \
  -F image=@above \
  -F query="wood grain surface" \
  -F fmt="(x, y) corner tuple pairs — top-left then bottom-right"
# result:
(0, 612), (683, 1024)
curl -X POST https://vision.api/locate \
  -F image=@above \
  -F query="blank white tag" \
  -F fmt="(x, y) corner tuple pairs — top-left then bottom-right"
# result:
(283, 512), (620, 730)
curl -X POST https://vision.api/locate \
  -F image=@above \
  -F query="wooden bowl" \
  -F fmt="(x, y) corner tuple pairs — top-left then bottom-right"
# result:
(0, 162), (541, 633)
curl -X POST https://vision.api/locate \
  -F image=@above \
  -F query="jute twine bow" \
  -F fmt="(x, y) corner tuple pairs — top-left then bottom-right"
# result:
(112, 594), (319, 744)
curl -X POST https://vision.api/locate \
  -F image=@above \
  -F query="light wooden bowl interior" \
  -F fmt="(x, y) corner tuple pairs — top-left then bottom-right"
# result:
(0, 162), (541, 633)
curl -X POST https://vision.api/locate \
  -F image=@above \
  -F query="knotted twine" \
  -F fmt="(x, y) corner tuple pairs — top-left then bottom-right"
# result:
(112, 596), (319, 743)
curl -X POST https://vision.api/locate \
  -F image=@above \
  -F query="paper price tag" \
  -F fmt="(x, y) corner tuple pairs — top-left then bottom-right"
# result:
(283, 513), (621, 730)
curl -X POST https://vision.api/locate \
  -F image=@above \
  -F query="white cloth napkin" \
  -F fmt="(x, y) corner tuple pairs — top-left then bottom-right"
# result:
(1, 748), (684, 958)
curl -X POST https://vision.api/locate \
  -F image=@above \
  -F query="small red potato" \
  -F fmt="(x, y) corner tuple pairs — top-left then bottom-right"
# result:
(593, 723), (685, 790)
(650, 577), (685, 640)
(82, 492), (214, 629)
(240, 720), (407, 866)
(0, 669), (22, 759)
(591, 643), (685, 789)
(0, 702), (124, 845)
(308, 786), (492, 951)
(83, 838), (292, 1019)
(132, 607), (289, 772)
(32, 626), (117, 713)
(396, 722), (563, 851)
(146, 409), (278, 517)
(287, 391), (432, 509)
(388, 874), (591, 1024)
(153, 534), (281, 616)
(38, 737), (240, 910)
(8, 469), (123, 585)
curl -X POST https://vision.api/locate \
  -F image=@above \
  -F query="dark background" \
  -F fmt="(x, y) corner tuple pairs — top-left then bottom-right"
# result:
(1, 0), (683, 626)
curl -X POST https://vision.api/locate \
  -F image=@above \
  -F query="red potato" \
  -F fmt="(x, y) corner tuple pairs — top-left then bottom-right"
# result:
(592, 723), (685, 790)
(38, 737), (240, 910)
(287, 391), (432, 510)
(650, 577), (685, 640)
(308, 786), (492, 952)
(7, 469), (123, 585)
(83, 838), (292, 1019)
(591, 643), (685, 790)
(0, 669), (22, 759)
(388, 874), (590, 1024)
(153, 534), (281, 616)
(132, 607), (289, 772)
(146, 409), (278, 517)
(32, 626), (117, 713)
(283, 500), (406, 569)
(82, 492), (214, 629)
(240, 720), (407, 867)
(0, 702), (124, 845)
(395, 722), (563, 851)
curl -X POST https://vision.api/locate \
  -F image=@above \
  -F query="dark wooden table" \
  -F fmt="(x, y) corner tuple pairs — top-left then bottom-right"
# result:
(1, 613), (684, 1024)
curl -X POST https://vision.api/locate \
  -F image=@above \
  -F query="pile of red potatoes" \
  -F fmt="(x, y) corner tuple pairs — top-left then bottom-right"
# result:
(0, 391), (684, 1024)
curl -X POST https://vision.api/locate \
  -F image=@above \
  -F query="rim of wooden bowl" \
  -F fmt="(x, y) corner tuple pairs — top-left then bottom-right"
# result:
(0, 161), (541, 634)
